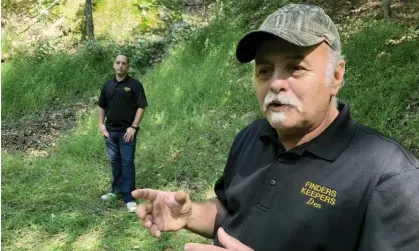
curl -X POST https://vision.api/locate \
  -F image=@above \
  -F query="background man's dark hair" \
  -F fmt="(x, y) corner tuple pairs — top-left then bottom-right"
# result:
(116, 54), (130, 65)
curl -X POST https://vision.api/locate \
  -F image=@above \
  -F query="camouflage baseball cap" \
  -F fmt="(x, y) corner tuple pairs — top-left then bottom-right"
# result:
(236, 4), (341, 63)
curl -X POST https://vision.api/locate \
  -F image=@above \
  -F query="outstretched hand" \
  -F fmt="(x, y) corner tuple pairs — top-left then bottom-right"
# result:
(132, 189), (192, 238)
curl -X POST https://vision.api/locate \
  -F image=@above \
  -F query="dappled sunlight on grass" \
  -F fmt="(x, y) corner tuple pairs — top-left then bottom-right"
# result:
(6, 227), (68, 250)
(72, 228), (102, 251)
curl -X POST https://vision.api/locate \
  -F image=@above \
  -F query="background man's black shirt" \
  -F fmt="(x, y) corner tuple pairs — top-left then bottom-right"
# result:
(98, 76), (148, 132)
(214, 102), (419, 251)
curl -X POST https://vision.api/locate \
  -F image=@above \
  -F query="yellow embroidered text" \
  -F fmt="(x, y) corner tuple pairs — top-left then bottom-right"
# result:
(301, 181), (337, 209)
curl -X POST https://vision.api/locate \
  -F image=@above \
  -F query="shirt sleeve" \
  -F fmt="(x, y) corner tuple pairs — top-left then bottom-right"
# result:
(358, 169), (419, 251)
(214, 174), (227, 207)
(134, 82), (148, 109)
(214, 130), (246, 208)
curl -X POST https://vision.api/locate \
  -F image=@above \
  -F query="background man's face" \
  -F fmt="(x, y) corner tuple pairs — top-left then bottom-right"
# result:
(253, 39), (340, 134)
(113, 55), (129, 76)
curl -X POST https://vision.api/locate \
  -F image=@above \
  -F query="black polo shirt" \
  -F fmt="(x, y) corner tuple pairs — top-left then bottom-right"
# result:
(98, 76), (148, 132)
(214, 102), (419, 251)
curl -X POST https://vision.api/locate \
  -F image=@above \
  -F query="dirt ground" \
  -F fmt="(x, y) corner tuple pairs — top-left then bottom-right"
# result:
(1, 101), (94, 153)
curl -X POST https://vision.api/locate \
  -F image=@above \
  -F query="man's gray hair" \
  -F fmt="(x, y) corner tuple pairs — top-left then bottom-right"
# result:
(326, 47), (345, 107)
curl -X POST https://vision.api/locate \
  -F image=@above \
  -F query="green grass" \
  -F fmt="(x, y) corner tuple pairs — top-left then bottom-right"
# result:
(1, 40), (165, 121)
(2, 13), (419, 251)
(340, 20), (419, 154)
(1, 44), (112, 120)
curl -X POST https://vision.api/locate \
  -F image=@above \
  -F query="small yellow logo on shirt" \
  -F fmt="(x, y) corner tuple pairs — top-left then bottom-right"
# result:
(124, 87), (131, 92)
(300, 181), (337, 209)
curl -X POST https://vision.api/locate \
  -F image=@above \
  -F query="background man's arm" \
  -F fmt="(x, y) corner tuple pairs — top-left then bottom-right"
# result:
(186, 198), (227, 239)
(98, 106), (109, 137)
(132, 108), (145, 127)
(98, 107), (106, 125)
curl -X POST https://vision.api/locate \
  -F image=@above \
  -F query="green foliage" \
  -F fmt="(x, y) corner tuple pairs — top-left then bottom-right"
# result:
(1, 0), (186, 57)
(2, 0), (64, 22)
(154, 0), (184, 10)
(33, 40), (56, 61)
(223, 0), (292, 29)
(133, 19), (258, 189)
(1, 37), (168, 120)
(339, 20), (419, 153)
(2, 2), (419, 251)
(1, 16), (256, 250)
(115, 39), (167, 74)
(2, 0), (43, 16)
(1, 0), (83, 55)
(1, 34), (12, 53)
(1, 46), (106, 120)
(93, 0), (182, 40)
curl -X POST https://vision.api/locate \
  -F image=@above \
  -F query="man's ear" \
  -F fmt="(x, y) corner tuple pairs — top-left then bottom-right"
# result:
(330, 59), (345, 96)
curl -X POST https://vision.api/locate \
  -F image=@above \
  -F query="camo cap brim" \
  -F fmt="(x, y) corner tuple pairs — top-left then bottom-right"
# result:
(236, 4), (340, 63)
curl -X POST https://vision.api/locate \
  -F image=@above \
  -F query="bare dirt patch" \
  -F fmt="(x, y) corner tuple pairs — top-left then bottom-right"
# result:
(1, 100), (95, 153)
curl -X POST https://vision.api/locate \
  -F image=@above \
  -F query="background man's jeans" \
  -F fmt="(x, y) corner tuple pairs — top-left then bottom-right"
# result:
(105, 131), (136, 203)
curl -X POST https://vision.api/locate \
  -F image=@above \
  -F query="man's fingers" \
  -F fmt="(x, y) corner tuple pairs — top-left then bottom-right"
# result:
(149, 224), (161, 238)
(124, 132), (134, 142)
(143, 214), (153, 229)
(184, 243), (222, 251)
(101, 129), (109, 138)
(137, 202), (153, 219)
(144, 202), (152, 213)
(100, 126), (109, 137)
(132, 189), (158, 201)
(217, 227), (253, 251)
(174, 190), (188, 204)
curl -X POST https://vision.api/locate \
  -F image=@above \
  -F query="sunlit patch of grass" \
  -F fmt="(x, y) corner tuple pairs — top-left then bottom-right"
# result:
(71, 227), (102, 251)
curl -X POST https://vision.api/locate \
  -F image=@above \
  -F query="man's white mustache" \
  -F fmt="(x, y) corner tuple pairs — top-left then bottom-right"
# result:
(263, 91), (302, 112)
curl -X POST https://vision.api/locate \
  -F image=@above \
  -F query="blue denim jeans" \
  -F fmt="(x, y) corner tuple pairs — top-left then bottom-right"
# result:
(105, 131), (136, 203)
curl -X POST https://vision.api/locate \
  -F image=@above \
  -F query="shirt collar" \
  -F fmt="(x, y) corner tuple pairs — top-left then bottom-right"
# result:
(259, 119), (280, 145)
(259, 101), (357, 161)
(114, 75), (130, 83)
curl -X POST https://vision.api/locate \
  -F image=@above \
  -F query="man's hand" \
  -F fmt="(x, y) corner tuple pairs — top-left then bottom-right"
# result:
(132, 189), (192, 238)
(124, 127), (136, 142)
(99, 124), (109, 138)
(184, 228), (253, 251)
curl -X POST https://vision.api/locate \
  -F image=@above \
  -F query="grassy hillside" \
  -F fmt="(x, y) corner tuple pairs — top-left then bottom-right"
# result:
(1, 44), (111, 119)
(1, 39), (166, 120)
(340, 20), (419, 152)
(2, 1), (419, 251)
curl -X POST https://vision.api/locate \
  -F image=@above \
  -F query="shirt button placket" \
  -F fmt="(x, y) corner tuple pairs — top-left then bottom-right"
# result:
(269, 179), (276, 186)
(270, 157), (284, 187)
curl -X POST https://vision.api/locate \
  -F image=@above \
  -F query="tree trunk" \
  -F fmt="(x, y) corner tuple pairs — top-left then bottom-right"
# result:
(382, 0), (391, 18)
(85, 0), (94, 40)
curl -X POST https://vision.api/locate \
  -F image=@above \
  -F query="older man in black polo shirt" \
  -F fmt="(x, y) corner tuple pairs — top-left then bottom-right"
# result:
(98, 54), (148, 213)
(131, 4), (419, 250)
